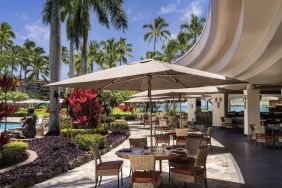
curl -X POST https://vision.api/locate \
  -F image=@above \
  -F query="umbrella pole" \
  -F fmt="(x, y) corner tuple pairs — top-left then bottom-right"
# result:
(179, 94), (182, 127)
(148, 76), (153, 150)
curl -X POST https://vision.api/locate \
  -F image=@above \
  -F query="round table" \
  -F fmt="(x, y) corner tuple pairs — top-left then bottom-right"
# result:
(116, 147), (188, 172)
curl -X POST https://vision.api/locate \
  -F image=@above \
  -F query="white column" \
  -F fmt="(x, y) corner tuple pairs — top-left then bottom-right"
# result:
(244, 84), (260, 135)
(212, 93), (227, 127)
(187, 98), (197, 122)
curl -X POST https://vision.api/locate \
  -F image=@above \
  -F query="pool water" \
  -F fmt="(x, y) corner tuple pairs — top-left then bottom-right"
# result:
(0, 122), (21, 131)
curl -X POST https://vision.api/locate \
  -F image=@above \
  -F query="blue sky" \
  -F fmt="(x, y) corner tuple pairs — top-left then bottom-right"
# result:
(0, 0), (209, 80)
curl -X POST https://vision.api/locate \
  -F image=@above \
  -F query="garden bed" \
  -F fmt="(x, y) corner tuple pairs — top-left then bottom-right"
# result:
(0, 128), (129, 188)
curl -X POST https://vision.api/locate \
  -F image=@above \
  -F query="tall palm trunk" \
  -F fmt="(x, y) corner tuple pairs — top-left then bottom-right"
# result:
(80, 30), (88, 75)
(19, 64), (23, 79)
(48, 0), (61, 135)
(69, 38), (74, 78)
(153, 36), (156, 54)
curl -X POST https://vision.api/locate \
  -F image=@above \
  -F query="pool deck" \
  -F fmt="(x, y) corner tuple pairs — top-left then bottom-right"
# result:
(33, 122), (243, 188)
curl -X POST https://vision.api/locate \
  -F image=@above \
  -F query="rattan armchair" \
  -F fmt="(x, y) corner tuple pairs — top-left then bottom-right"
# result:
(129, 138), (148, 148)
(201, 127), (214, 149)
(90, 144), (123, 188)
(155, 134), (170, 146)
(170, 147), (209, 188)
(129, 154), (162, 188)
(254, 126), (275, 147)
(175, 128), (188, 146)
(223, 117), (234, 131)
(169, 137), (202, 180)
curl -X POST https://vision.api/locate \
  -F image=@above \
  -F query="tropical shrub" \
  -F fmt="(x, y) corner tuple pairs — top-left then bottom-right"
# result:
(74, 134), (106, 151)
(0, 132), (10, 147)
(67, 89), (101, 128)
(0, 141), (28, 167)
(61, 124), (108, 137)
(125, 115), (135, 121)
(112, 107), (132, 116)
(110, 121), (129, 130)
(101, 115), (115, 123)
(0, 91), (29, 102)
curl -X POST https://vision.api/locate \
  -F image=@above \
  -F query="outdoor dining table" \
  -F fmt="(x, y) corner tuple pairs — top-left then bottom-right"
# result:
(116, 146), (188, 172)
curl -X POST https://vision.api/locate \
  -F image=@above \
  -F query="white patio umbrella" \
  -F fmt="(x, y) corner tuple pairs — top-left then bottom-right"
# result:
(16, 99), (46, 104)
(48, 59), (244, 148)
(131, 86), (233, 98)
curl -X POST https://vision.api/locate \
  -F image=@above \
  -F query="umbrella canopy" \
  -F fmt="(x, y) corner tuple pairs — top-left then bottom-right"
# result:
(48, 59), (244, 148)
(44, 98), (65, 104)
(16, 99), (46, 104)
(132, 86), (233, 98)
(48, 59), (243, 90)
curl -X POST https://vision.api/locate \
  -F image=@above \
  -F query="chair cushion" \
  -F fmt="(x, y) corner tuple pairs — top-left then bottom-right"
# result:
(132, 171), (161, 183)
(170, 166), (204, 176)
(170, 156), (195, 164)
(201, 136), (211, 141)
(156, 135), (169, 140)
(176, 136), (187, 141)
(97, 161), (123, 170)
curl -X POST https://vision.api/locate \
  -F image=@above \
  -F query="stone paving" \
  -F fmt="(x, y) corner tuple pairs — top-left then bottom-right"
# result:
(33, 122), (244, 188)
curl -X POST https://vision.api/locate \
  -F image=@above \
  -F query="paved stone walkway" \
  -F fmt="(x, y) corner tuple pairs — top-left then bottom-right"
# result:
(33, 122), (244, 188)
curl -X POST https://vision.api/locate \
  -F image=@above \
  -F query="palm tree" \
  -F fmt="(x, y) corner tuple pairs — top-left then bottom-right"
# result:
(21, 39), (37, 80)
(88, 40), (100, 72)
(0, 22), (15, 74)
(43, 0), (61, 135)
(5, 44), (24, 77)
(96, 38), (119, 69)
(61, 0), (79, 78)
(26, 55), (49, 81)
(180, 14), (206, 44)
(117, 38), (132, 66)
(73, 0), (128, 75)
(143, 17), (171, 55)
(159, 40), (179, 63)
(175, 31), (193, 55)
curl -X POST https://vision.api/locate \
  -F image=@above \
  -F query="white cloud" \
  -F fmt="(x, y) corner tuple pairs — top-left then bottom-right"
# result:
(20, 22), (50, 46)
(132, 12), (149, 22)
(158, 0), (181, 14)
(181, 1), (203, 21)
(15, 12), (28, 20)
(170, 33), (177, 39)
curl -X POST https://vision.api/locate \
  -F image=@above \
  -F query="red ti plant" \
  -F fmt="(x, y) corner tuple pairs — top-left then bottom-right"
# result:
(67, 89), (101, 128)
(0, 75), (18, 132)
(118, 104), (133, 112)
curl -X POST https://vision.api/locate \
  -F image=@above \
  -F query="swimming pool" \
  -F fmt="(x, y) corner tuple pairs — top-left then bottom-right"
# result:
(0, 122), (21, 131)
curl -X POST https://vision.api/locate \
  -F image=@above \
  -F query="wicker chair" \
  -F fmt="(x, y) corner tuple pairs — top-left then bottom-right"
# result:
(223, 118), (234, 131)
(254, 126), (275, 147)
(170, 147), (209, 188)
(195, 125), (205, 136)
(129, 154), (162, 188)
(155, 119), (169, 133)
(175, 128), (188, 146)
(155, 134), (170, 146)
(249, 124), (256, 144)
(169, 137), (202, 180)
(201, 127), (214, 149)
(136, 114), (143, 124)
(90, 144), (123, 188)
(129, 138), (148, 148)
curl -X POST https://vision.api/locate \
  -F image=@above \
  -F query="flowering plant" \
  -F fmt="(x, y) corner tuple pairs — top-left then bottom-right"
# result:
(67, 89), (101, 128)
(118, 104), (133, 112)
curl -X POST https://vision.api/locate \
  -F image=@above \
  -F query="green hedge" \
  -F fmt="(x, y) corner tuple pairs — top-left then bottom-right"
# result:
(101, 116), (116, 123)
(74, 134), (106, 151)
(125, 115), (135, 121)
(109, 121), (129, 130)
(0, 141), (28, 167)
(61, 124), (108, 137)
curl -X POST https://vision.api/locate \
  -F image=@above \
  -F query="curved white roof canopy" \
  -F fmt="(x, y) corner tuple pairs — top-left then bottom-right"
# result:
(176, 0), (282, 88)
